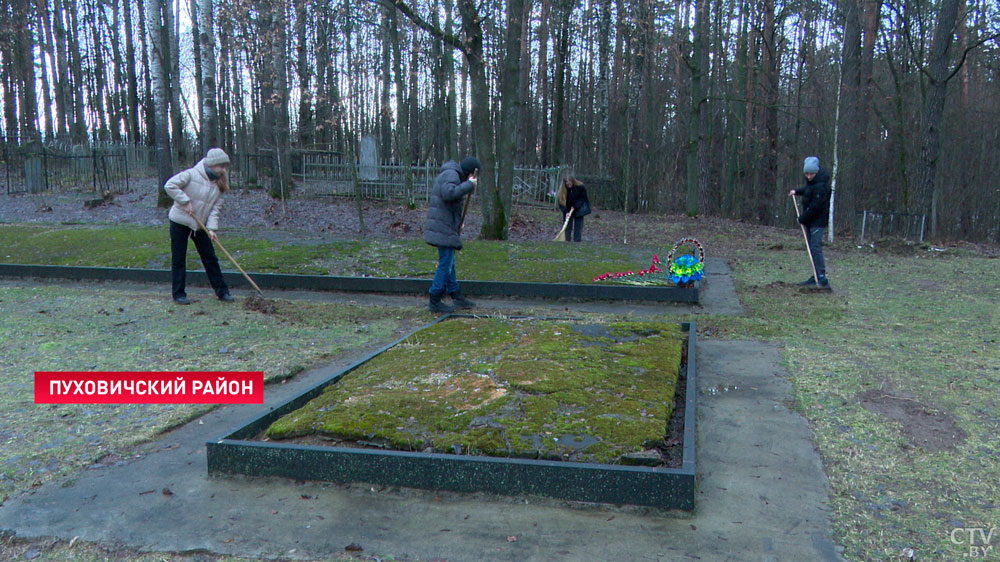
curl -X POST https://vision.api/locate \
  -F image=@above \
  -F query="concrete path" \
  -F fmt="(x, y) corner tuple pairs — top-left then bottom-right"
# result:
(0, 257), (741, 317)
(0, 259), (846, 561)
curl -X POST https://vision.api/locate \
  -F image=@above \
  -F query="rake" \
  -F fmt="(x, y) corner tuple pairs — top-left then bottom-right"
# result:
(188, 212), (264, 297)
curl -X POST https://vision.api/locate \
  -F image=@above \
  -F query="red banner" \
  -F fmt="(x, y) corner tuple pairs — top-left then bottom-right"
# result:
(34, 371), (264, 404)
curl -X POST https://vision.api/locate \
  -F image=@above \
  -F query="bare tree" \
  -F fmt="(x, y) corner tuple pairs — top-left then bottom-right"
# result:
(147, 0), (173, 207)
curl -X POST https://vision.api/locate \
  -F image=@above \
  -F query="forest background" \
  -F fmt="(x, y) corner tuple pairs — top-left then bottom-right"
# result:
(0, 0), (998, 242)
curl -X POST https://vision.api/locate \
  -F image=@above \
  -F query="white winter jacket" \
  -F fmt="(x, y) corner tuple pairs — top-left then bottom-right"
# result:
(164, 160), (224, 232)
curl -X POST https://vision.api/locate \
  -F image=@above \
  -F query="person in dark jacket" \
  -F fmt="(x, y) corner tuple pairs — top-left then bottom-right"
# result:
(557, 176), (591, 242)
(424, 156), (480, 313)
(788, 156), (831, 288)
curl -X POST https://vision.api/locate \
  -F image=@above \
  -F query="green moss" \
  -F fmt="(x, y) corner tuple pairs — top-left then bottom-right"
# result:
(265, 318), (684, 464)
(0, 224), (662, 284)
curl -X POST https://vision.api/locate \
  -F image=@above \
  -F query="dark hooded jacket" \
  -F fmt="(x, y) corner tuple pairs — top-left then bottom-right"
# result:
(793, 167), (831, 228)
(425, 160), (475, 248)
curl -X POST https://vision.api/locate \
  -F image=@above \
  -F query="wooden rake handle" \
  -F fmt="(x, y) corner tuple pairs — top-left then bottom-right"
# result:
(792, 195), (820, 283)
(188, 212), (264, 296)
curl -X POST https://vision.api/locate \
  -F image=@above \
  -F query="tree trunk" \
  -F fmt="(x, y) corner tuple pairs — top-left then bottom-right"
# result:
(47, 0), (71, 141)
(199, 0), (218, 149)
(14, 1), (40, 146)
(147, 0), (173, 207)
(88, 3), (109, 141)
(551, 0), (571, 166)
(408, 35), (420, 162)
(380, 8), (393, 159)
(191, 0), (203, 148)
(386, 4), (414, 201)
(516, 0), (533, 166)
(496, 0), (525, 237)
(270, 0), (293, 199)
(123, 0), (141, 143)
(35, 0), (55, 141)
(443, 0), (457, 159)
(686, 0), (709, 216)
(918, 0), (962, 239)
(137, 0), (155, 147)
(295, 0), (311, 148)
(67, 0), (87, 144)
(836, 0), (862, 231)
(537, 0), (550, 165)
(166, 0), (183, 163)
(760, 0), (780, 223)
(596, 0), (611, 175)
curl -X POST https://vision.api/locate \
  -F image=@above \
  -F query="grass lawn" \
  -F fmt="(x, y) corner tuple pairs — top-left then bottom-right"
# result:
(0, 223), (664, 284)
(0, 285), (423, 508)
(716, 244), (999, 561)
(1, 216), (997, 561)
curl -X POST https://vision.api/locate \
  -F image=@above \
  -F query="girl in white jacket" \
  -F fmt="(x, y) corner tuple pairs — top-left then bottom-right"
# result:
(163, 148), (233, 304)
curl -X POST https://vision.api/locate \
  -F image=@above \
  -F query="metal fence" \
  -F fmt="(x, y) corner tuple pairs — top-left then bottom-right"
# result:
(297, 155), (565, 206)
(856, 210), (927, 242)
(2, 144), (130, 195)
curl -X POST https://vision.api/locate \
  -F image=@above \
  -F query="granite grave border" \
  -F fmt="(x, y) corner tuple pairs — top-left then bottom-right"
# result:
(0, 263), (699, 303)
(205, 315), (698, 510)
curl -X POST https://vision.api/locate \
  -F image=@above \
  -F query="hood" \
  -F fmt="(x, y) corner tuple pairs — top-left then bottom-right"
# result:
(442, 160), (464, 179)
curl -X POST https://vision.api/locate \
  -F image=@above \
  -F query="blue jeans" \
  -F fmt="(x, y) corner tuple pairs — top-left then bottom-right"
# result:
(429, 246), (459, 295)
(807, 227), (826, 279)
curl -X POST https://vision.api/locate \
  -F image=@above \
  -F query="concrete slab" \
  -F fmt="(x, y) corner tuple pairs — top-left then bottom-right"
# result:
(0, 257), (740, 317)
(0, 338), (842, 561)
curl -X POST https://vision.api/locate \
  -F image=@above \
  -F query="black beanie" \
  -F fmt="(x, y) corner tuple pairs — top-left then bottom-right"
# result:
(460, 156), (481, 178)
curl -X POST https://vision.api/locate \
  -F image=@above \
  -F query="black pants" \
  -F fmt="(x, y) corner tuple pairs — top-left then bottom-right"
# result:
(567, 216), (584, 242)
(807, 226), (826, 279)
(170, 220), (229, 299)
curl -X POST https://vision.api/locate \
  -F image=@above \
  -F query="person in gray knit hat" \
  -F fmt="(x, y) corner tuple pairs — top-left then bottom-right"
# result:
(163, 148), (233, 304)
(788, 156), (831, 288)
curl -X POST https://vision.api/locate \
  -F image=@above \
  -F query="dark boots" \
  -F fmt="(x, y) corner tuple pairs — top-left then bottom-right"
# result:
(449, 291), (476, 310)
(428, 293), (454, 314)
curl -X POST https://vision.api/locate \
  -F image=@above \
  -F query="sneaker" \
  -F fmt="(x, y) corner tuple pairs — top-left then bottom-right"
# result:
(817, 277), (830, 288)
(797, 276), (817, 286)
(174, 296), (191, 305)
(218, 293), (234, 302)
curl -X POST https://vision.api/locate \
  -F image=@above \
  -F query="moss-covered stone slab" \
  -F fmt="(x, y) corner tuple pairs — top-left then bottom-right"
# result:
(206, 316), (698, 509)
(0, 264), (699, 303)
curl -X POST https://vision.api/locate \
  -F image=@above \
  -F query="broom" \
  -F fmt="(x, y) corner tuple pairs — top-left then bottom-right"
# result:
(553, 212), (573, 241)
(188, 211), (264, 298)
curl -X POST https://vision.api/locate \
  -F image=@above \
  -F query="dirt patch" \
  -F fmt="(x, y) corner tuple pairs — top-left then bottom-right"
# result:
(914, 279), (946, 292)
(857, 388), (966, 451)
(243, 295), (278, 314)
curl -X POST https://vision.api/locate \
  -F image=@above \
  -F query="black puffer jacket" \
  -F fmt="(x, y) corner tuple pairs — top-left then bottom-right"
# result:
(425, 160), (475, 248)
(794, 167), (831, 228)
(558, 184), (591, 217)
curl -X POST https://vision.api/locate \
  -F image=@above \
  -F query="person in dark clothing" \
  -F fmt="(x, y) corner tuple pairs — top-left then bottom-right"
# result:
(788, 156), (832, 288)
(557, 176), (591, 242)
(424, 156), (480, 313)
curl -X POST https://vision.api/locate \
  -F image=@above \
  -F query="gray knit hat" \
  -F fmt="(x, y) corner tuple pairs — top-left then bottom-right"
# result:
(204, 148), (230, 166)
(803, 156), (820, 174)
